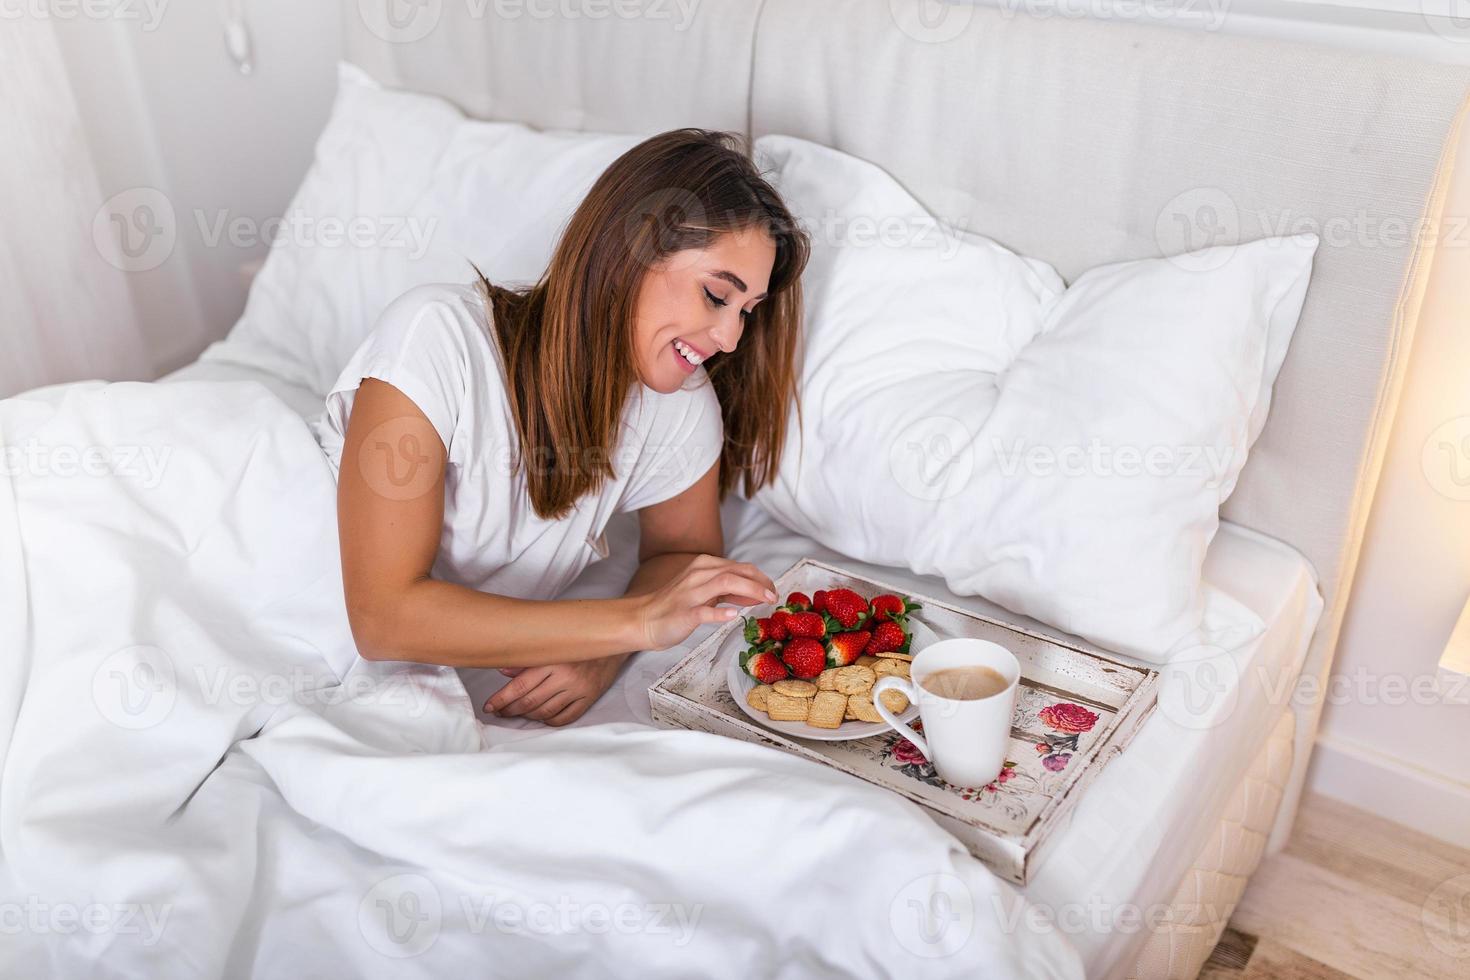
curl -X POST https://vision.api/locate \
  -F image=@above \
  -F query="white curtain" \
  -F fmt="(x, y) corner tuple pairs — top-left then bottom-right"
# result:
(0, 18), (152, 398)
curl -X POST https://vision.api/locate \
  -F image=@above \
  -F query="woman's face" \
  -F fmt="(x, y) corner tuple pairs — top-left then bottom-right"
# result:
(631, 227), (776, 394)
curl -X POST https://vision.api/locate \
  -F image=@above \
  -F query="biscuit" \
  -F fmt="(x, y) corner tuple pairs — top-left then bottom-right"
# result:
(766, 691), (810, 722)
(856, 655), (879, 668)
(845, 693), (883, 723)
(876, 650), (915, 662)
(833, 664), (877, 696)
(878, 688), (910, 713)
(773, 679), (818, 699)
(871, 657), (910, 678)
(815, 668), (842, 692)
(747, 684), (772, 712)
(807, 691), (848, 729)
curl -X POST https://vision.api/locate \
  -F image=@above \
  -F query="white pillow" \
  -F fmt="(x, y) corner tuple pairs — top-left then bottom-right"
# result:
(200, 63), (641, 395)
(753, 135), (1318, 660)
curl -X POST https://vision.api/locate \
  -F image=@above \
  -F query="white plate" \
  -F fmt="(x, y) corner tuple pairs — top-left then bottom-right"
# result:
(726, 615), (937, 741)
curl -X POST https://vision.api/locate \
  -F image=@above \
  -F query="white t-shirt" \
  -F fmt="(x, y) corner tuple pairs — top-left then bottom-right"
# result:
(314, 282), (723, 600)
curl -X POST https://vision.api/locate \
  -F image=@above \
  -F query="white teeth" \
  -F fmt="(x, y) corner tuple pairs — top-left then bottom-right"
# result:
(673, 340), (701, 366)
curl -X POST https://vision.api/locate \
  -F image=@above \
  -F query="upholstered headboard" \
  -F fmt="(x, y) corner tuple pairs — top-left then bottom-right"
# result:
(345, 0), (1469, 835)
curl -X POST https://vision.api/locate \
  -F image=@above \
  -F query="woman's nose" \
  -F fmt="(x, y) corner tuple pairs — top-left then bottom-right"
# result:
(709, 319), (742, 354)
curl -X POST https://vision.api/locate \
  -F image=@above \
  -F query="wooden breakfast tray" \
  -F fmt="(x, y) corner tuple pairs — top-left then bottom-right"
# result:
(649, 558), (1160, 885)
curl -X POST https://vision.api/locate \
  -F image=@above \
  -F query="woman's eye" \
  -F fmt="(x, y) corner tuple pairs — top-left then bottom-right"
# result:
(703, 287), (728, 308)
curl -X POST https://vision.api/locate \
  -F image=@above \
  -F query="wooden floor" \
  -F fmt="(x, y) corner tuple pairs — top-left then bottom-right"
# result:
(1199, 793), (1470, 979)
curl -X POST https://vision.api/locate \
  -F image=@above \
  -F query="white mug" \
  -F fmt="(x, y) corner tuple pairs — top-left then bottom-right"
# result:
(873, 638), (1021, 788)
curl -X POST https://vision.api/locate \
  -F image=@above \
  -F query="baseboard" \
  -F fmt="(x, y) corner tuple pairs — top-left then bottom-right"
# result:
(1305, 733), (1470, 849)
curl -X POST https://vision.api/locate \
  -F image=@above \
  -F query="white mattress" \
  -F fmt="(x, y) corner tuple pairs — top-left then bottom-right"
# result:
(165, 359), (1323, 976)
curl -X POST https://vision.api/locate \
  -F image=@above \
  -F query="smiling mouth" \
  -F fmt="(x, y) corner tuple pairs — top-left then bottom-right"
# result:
(672, 338), (705, 366)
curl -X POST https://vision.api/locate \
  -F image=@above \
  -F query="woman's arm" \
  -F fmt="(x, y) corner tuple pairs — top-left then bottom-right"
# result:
(337, 379), (776, 668)
(484, 451), (749, 722)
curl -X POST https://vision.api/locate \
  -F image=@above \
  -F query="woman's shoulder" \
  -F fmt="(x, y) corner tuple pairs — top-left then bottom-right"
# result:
(372, 282), (495, 347)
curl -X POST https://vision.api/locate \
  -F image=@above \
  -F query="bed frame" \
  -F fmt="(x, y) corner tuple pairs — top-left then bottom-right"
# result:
(344, 1), (1469, 973)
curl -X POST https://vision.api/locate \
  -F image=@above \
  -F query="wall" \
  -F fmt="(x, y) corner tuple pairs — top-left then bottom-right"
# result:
(51, 0), (342, 376)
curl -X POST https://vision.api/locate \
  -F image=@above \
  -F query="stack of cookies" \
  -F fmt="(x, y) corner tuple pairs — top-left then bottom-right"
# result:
(746, 653), (913, 730)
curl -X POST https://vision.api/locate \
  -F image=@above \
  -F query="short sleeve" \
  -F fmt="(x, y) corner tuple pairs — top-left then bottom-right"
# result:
(316, 284), (488, 469)
(617, 375), (724, 512)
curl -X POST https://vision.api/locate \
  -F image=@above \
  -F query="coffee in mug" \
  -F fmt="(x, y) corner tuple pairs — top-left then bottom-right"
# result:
(921, 665), (1010, 701)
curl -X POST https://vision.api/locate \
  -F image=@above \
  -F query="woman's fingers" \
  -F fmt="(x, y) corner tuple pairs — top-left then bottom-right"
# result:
(545, 697), (590, 727)
(696, 605), (740, 624)
(485, 668), (551, 716)
(525, 688), (575, 722)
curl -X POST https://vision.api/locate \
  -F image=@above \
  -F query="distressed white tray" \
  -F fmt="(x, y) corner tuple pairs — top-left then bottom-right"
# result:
(649, 558), (1160, 885)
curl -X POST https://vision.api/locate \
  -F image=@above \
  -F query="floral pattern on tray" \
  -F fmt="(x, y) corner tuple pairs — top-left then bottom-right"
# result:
(825, 690), (1114, 827)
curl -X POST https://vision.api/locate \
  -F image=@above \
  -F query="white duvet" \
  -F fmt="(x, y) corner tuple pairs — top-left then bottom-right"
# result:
(0, 379), (1080, 978)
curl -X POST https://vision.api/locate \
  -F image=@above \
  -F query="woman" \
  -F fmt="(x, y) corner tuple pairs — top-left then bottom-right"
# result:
(315, 129), (809, 727)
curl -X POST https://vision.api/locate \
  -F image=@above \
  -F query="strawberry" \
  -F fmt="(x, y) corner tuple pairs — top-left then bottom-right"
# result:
(781, 637), (826, 680)
(744, 615), (788, 645)
(782, 611), (827, 640)
(865, 619), (909, 655)
(870, 594), (921, 622)
(741, 647), (789, 684)
(823, 589), (870, 630)
(825, 631), (871, 668)
(812, 590), (830, 613)
(783, 591), (812, 612)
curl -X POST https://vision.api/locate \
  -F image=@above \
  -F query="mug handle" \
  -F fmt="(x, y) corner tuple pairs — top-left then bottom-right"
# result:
(872, 676), (928, 759)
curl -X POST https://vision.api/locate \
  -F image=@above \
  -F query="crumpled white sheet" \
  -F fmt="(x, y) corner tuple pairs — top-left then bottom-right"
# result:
(0, 379), (1081, 979)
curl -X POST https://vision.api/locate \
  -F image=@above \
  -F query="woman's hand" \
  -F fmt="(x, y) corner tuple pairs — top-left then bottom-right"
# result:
(633, 554), (777, 651)
(485, 656), (625, 726)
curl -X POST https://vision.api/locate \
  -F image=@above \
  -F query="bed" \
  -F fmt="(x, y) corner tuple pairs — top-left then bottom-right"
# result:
(7, 0), (1466, 977)
(336, 6), (1468, 973)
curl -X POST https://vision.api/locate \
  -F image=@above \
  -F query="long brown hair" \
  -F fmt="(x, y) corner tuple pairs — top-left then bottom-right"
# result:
(477, 129), (808, 520)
